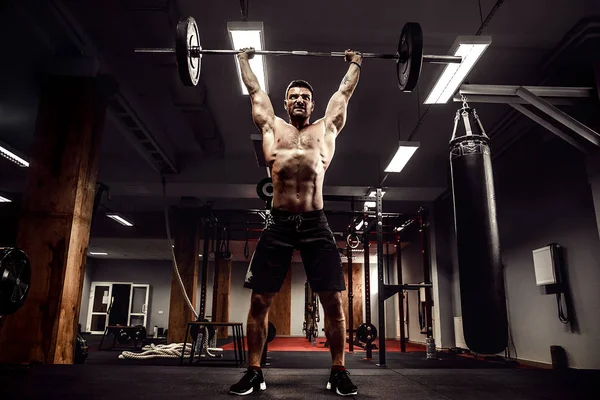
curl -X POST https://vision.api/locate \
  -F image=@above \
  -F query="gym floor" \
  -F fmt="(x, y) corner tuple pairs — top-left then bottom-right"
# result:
(1, 335), (598, 399)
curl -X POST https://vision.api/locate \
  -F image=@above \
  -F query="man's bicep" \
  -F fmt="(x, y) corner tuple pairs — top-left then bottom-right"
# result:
(251, 90), (275, 131)
(324, 91), (348, 134)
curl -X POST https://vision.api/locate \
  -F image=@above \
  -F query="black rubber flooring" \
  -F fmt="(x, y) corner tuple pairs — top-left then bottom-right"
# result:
(3, 335), (597, 399)
(1, 364), (598, 399)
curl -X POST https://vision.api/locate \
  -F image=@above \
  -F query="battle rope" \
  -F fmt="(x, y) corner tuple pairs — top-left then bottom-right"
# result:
(118, 177), (222, 360)
(119, 342), (224, 360)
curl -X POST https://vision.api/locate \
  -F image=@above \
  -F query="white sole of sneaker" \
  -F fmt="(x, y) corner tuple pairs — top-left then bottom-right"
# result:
(229, 381), (267, 396)
(336, 388), (358, 396)
(326, 382), (358, 396)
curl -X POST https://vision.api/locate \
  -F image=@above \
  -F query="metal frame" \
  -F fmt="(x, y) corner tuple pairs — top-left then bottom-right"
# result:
(375, 188), (386, 366)
(374, 206), (434, 365)
(453, 84), (600, 150)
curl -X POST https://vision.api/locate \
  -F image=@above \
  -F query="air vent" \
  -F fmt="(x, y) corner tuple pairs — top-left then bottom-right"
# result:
(131, 129), (145, 140)
(106, 94), (177, 174)
(122, 116), (137, 128)
(142, 142), (156, 151)
(108, 99), (126, 114)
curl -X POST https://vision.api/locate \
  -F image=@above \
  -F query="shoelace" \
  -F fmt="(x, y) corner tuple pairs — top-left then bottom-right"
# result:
(243, 369), (261, 383)
(334, 370), (352, 382)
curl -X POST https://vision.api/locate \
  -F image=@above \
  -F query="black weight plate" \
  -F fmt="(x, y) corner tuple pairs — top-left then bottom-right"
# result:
(74, 333), (89, 364)
(396, 22), (423, 92)
(346, 233), (360, 249)
(356, 323), (378, 343)
(256, 177), (274, 201)
(117, 329), (131, 344)
(176, 17), (201, 86)
(0, 247), (31, 316)
(267, 321), (277, 343)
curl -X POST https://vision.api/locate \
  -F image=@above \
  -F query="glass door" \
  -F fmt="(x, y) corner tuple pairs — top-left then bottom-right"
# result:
(87, 282), (113, 334)
(128, 284), (150, 328)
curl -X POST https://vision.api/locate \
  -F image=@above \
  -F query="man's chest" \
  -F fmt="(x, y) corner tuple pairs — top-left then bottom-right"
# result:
(272, 127), (323, 151)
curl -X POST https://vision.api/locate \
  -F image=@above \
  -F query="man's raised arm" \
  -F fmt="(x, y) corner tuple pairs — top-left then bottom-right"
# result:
(324, 50), (362, 135)
(237, 48), (275, 135)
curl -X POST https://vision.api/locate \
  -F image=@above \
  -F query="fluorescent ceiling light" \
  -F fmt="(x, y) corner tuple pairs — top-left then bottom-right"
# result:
(106, 213), (134, 227)
(384, 142), (420, 173)
(89, 252), (108, 256)
(424, 36), (491, 104)
(227, 21), (268, 95)
(0, 195), (12, 203)
(0, 142), (29, 167)
(364, 201), (376, 209)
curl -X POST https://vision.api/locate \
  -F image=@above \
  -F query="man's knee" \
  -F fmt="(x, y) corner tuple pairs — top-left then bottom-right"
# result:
(319, 291), (345, 318)
(249, 292), (275, 317)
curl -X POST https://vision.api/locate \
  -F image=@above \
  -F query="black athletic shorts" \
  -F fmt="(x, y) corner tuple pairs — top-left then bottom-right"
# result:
(244, 208), (346, 293)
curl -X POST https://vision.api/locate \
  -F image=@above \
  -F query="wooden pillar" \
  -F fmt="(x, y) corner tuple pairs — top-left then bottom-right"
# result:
(215, 255), (232, 338)
(0, 71), (114, 364)
(268, 267), (292, 336)
(167, 208), (201, 343)
(342, 262), (363, 330)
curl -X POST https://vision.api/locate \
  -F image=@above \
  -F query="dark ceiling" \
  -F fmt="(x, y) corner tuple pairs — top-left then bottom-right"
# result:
(1, 0), (599, 256)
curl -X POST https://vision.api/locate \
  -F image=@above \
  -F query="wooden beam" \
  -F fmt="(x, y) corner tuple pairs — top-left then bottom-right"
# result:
(0, 73), (113, 364)
(167, 209), (201, 343)
(342, 262), (363, 330)
(268, 267), (292, 335)
(215, 256), (232, 338)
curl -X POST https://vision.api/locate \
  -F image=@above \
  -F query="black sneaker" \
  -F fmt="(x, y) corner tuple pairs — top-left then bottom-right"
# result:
(326, 369), (358, 396)
(229, 368), (267, 396)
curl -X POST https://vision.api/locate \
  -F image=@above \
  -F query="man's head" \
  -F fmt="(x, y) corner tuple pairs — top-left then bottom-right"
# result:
(284, 80), (315, 119)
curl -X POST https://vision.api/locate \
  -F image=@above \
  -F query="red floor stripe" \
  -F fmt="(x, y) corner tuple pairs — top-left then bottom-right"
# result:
(221, 337), (424, 352)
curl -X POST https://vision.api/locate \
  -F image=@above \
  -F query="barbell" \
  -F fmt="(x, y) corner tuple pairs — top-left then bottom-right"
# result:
(135, 16), (462, 92)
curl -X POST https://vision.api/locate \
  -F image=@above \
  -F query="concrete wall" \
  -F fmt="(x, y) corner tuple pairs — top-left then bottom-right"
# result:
(78, 259), (95, 329)
(399, 239), (428, 345)
(493, 136), (600, 369)
(433, 132), (600, 369)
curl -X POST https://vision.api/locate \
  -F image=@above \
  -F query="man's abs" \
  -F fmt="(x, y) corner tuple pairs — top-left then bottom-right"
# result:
(270, 148), (325, 212)
(265, 121), (333, 212)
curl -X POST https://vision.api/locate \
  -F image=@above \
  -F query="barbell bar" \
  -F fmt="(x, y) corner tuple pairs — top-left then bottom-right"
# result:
(135, 47), (461, 64)
(134, 16), (463, 91)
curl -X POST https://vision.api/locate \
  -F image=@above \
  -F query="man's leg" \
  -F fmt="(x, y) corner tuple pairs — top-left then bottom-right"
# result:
(247, 292), (275, 367)
(230, 292), (275, 395)
(319, 290), (358, 396)
(298, 210), (357, 395)
(318, 291), (346, 367)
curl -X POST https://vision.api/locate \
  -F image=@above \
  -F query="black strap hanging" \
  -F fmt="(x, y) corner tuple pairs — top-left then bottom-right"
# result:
(244, 221), (250, 259)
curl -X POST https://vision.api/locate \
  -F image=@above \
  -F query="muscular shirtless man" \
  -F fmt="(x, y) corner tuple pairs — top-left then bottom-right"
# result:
(229, 48), (362, 396)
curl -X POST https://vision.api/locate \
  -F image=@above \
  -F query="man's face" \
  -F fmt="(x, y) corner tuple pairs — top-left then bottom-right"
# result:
(284, 87), (314, 119)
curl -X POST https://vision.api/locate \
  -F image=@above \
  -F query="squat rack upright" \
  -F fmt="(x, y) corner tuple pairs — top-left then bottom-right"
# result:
(364, 189), (434, 367)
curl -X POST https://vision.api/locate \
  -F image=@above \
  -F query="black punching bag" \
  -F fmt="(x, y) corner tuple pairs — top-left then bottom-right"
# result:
(449, 106), (508, 354)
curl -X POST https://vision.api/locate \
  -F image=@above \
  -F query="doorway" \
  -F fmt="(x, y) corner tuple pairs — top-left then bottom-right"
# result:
(86, 282), (150, 334)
